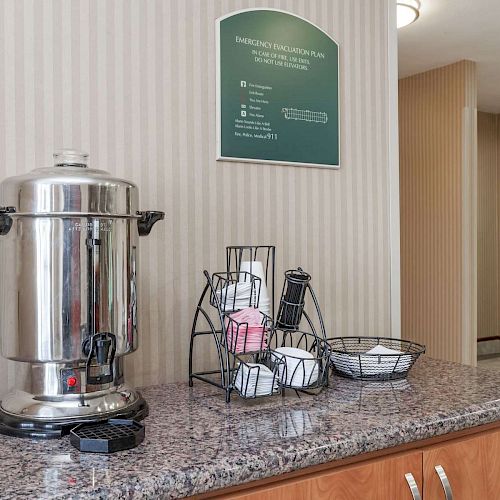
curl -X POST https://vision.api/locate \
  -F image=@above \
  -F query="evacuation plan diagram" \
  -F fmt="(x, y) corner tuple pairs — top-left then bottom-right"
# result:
(281, 107), (329, 124)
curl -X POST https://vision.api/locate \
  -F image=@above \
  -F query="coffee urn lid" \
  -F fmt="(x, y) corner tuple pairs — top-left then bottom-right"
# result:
(0, 149), (139, 216)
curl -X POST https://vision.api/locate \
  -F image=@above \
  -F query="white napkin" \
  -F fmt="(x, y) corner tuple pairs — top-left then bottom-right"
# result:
(234, 362), (277, 397)
(366, 345), (403, 355)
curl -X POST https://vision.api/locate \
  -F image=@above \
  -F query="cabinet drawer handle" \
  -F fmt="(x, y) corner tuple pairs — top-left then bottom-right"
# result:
(405, 473), (422, 500)
(435, 465), (454, 500)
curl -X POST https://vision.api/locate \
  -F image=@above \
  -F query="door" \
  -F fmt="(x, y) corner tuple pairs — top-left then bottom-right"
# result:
(423, 429), (500, 499)
(219, 451), (423, 500)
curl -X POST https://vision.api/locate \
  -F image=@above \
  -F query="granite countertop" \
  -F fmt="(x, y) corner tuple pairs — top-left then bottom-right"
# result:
(1, 357), (500, 499)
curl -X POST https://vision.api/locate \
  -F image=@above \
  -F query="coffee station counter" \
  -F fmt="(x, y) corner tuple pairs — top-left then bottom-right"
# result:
(1, 357), (500, 499)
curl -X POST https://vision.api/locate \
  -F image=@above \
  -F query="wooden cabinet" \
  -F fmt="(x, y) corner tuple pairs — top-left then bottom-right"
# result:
(198, 424), (500, 500)
(423, 428), (500, 500)
(223, 452), (422, 500)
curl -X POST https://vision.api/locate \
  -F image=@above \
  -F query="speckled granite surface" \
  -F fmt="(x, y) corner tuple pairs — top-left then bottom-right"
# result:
(1, 357), (500, 499)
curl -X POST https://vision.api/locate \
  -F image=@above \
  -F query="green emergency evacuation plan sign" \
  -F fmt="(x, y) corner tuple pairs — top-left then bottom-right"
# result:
(217, 9), (340, 168)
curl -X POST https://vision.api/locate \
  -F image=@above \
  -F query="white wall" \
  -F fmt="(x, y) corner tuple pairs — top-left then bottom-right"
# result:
(0, 0), (398, 395)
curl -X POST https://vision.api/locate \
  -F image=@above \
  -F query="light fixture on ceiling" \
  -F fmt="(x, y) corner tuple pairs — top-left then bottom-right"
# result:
(397, 0), (420, 29)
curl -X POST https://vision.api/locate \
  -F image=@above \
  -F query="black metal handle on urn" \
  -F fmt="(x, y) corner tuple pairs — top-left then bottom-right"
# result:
(0, 207), (16, 236)
(136, 210), (165, 236)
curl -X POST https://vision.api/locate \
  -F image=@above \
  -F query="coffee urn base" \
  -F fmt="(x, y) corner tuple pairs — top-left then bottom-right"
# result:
(0, 392), (148, 439)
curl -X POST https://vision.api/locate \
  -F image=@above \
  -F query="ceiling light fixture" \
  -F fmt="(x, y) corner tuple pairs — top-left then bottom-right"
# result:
(397, 0), (420, 29)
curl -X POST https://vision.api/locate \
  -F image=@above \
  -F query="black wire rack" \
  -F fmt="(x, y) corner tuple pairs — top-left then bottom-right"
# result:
(189, 246), (278, 402)
(210, 271), (262, 313)
(232, 352), (284, 399)
(188, 269), (232, 402)
(224, 310), (273, 354)
(188, 250), (333, 401)
(276, 268), (327, 340)
(328, 336), (425, 381)
(268, 329), (330, 393)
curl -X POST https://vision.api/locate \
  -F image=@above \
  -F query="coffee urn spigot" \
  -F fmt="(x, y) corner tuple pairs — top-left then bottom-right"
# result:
(84, 332), (117, 385)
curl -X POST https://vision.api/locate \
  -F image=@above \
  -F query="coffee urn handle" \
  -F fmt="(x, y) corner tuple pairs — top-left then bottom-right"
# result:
(0, 207), (16, 236)
(136, 210), (165, 236)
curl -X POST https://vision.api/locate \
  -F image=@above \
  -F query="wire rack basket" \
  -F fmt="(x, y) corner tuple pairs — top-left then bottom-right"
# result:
(224, 310), (273, 354)
(275, 269), (310, 330)
(210, 271), (262, 312)
(275, 268), (327, 340)
(189, 245), (277, 403)
(232, 352), (284, 399)
(268, 330), (330, 392)
(328, 336), (425, 381)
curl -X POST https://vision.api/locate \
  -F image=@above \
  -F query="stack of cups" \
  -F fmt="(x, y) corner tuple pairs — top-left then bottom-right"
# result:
(239, 261), (271, 317)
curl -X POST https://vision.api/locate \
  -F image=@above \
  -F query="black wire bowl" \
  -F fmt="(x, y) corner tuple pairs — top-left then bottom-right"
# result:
(328, 336), (425, 381)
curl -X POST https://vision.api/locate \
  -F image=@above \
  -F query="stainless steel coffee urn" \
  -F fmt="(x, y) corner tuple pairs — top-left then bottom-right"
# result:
(0, 150), (164, 438)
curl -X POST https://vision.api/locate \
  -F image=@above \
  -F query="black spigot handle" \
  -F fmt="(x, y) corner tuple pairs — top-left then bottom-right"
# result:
(85, 332), (117, 385)
(0, 207), (16, 236)
(137, 210), (165, 236)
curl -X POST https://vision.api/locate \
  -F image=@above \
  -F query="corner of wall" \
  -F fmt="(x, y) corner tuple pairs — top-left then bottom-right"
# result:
(399, 60), (478, 364)
(388, 0), (401, 339)
(461, 60), (477, 365)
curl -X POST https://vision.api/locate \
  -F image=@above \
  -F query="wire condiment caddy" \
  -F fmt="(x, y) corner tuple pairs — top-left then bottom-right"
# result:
(189, 246), (278, 402)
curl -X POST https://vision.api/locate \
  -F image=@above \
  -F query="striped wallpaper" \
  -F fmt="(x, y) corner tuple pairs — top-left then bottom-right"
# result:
(399, 60), (477, 365)
(0, 0), (394, 396)
(477, 112), (499, 342)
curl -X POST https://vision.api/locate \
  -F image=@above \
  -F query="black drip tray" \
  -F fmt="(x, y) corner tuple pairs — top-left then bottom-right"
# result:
(70, 418), (145, 453)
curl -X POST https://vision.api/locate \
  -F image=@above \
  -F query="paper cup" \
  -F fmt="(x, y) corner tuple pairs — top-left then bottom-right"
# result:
(239, 261), (270, 312)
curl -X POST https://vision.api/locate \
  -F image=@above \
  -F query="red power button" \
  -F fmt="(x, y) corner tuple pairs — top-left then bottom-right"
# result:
(67, 376), (77, 387)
